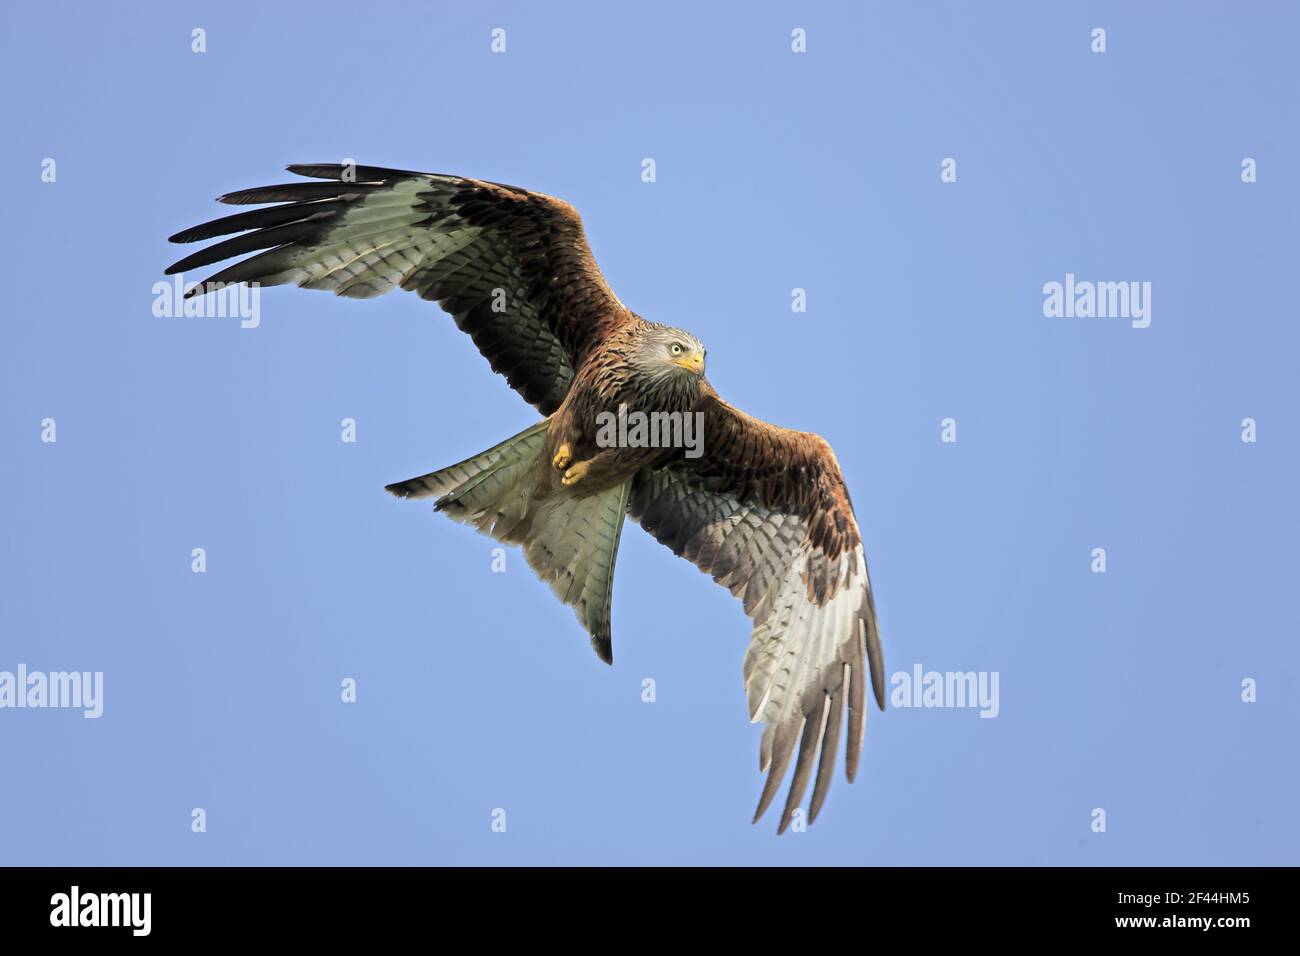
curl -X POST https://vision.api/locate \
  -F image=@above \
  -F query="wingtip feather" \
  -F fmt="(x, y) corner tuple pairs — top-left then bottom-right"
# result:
(590, 623), (614, 665)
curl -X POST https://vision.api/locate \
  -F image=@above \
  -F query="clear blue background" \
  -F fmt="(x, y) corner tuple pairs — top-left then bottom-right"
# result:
(1, 1), (1295, 865)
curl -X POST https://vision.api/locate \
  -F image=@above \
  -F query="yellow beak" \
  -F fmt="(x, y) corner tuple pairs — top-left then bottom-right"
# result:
(673, 353), (705, 375)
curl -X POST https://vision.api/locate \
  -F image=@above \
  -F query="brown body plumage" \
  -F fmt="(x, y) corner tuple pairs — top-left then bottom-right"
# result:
(543, 319), (704, 493)
(167, 164), (885, 833)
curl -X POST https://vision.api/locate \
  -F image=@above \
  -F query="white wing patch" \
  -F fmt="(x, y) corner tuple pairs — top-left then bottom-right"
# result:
(745, 543), (865, 737)
(251, 180), (485, 298)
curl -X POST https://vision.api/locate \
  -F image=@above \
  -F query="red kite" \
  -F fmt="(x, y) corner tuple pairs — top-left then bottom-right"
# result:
(168, 164), (885, 832)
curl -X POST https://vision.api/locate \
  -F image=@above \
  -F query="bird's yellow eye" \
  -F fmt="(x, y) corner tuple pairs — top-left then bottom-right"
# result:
(670, 344), (682, 355)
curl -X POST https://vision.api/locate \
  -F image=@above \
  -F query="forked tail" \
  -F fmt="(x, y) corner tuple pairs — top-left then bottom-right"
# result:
(385, 421), (630, 663)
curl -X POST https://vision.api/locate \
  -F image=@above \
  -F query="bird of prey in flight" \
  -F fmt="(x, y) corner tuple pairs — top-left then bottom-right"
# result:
(167, 164), (886, 833)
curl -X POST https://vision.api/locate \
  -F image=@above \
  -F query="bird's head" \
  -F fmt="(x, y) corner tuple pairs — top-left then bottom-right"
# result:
(634, 324), (707, 382)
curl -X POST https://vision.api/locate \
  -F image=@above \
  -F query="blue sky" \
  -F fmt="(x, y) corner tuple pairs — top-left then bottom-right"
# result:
(1, 1), (1295, 865)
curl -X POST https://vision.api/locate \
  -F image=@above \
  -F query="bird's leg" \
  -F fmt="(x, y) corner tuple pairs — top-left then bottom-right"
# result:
(552, 442), (573, 471)
(560, 448), (620, 487)
(560, 460), (589, 486)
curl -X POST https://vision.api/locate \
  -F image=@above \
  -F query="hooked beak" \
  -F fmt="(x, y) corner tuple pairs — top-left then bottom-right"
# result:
(673, 352), (705, 375)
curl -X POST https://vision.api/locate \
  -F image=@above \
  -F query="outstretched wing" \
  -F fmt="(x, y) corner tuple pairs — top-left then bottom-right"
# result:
(167, 164), (634, 414)
(628, 384), (885, 833)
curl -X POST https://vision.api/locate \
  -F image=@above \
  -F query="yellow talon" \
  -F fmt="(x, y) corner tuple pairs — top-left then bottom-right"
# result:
(552, 443), (572, 470)
(561, 461), (589, 486)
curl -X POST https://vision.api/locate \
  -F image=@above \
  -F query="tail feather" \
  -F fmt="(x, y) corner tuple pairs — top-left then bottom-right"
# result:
(521, 480), (630, 663)
(385, 420), (549, 522)
(386, 420), (630, 663)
